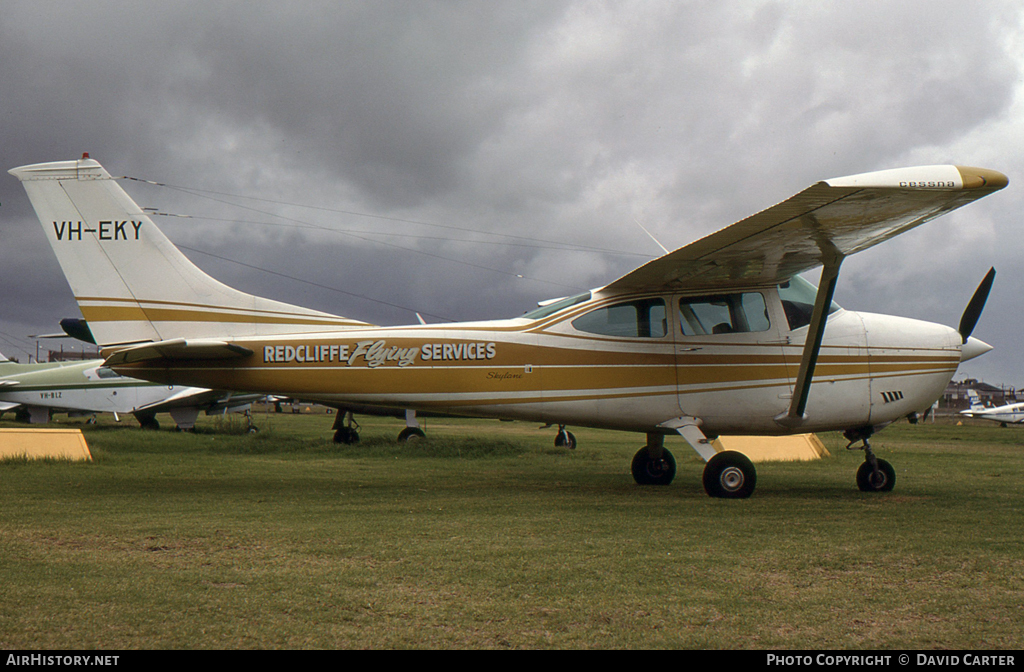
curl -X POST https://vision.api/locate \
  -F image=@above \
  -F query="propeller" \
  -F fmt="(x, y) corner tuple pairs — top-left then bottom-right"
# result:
(958, 267), (996, 344)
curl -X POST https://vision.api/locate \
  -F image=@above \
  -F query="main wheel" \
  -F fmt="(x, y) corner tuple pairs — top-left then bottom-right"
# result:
(631, 446), (676, 485)
(333, 427), (360, 444)
(397, 427), (426, 442)
(702, 451), (757, 498)
(856, 459), (895, 492)
(554, 429), (577, 450)
(136, 414), (160, 431)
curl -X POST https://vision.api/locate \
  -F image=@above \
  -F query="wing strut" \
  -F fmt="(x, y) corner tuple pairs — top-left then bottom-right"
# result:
(777, 251), (845, 428)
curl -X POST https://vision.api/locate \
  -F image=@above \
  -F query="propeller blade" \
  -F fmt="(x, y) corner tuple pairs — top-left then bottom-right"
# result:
(958, 267), (996, 343)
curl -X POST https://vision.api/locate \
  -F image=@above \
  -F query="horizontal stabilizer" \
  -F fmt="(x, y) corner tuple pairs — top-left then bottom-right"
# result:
(103, 339), (253, 366)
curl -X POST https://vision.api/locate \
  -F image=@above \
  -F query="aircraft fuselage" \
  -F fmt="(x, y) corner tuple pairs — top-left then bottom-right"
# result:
(109, 286), (962, 437)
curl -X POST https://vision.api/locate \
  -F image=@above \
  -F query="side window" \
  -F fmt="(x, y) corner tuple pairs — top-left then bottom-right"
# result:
(679, 292), (770, 336)
(572, 298), (667, 338)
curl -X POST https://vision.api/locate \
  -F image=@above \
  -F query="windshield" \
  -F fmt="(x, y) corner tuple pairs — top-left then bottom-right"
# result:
(778, 275), (841, 330)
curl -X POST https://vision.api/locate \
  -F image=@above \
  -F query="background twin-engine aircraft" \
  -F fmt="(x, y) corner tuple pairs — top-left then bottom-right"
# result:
(9, 157), (1007, 497)
(0, 349), (258, 431)
(960, 390), (1024, 427)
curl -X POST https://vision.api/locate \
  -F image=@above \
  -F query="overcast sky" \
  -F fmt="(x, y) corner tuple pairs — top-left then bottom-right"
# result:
(2, 1), (1022, 387)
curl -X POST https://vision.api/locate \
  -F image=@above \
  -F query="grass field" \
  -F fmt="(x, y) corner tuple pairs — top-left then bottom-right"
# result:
(1, 409), (1022, 649)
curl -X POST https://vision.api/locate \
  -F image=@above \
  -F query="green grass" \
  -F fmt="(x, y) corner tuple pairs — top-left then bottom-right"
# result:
(1, 410), (1023, 649)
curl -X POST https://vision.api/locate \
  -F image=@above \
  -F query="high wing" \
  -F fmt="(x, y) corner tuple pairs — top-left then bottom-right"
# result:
(603, 165), (1008, 294)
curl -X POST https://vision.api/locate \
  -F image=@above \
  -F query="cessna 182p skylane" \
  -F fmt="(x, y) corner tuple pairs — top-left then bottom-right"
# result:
(10, 157), (1007, 497)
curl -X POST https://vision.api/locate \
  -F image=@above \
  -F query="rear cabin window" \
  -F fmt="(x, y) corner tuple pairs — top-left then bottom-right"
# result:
(678, 292), (770, 336)
(571, 298), (667, 338)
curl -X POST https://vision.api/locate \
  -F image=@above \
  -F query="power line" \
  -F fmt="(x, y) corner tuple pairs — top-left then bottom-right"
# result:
(123, 175), (652, 258)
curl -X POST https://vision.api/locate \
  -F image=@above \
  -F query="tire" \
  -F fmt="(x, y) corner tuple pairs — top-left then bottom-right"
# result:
(397, 427), (426, 442)
(333, 427), (360, 444)
(136, 414), (160, 431)
(554, 430), (577, 450)
(631, 446), (676, 485)
(856, 459), (895, 492)
(702, 451), (757, 498)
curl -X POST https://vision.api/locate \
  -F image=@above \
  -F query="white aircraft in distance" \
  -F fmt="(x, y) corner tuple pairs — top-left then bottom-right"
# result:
(960, 391), (1024, 427)
(0, 350), (257, 430)
(10, 156), (1007, 497)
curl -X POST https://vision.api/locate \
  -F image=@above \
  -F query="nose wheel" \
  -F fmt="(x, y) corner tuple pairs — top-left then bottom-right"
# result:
(846, 429), (896, 492)
(856, 455), (895, 492)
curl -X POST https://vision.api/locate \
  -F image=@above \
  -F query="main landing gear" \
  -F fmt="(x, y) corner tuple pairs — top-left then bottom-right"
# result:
(631, 434), (676, 485)
(244, 409), (259, 434)
(331, 408), (427, 443)
(134, 411), (160, 431)
(702, 450), (757, 499)
(332, 411), (361, 444)
(845, 428), (895, 492)
(638, 419), (762, 498)
(629, 433), (756, 497)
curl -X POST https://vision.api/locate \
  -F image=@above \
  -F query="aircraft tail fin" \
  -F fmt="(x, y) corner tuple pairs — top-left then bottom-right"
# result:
(965, 389), (985, 412)
(10, 156), (371, 347)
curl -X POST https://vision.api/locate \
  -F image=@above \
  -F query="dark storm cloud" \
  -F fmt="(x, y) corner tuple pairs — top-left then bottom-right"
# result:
(1, 1), (1022, 385)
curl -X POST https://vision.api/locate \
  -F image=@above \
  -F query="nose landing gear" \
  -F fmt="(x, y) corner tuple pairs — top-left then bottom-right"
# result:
(845, 428), (896, 492)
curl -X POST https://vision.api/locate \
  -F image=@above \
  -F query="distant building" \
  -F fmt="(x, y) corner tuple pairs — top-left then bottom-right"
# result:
(942, 379), (1016, 411)
(46, 348), (101, 362)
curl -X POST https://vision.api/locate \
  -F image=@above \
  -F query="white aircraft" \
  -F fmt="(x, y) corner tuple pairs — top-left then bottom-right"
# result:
(10, 156), (1007, 497)
(960, 390), (1024, 427)
(0, 350), (257, 430)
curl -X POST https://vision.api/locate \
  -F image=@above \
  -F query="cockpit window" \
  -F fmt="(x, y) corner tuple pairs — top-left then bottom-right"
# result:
(679, 292), (770, 336)
(95, 367), (124, 379)
(778, 275), (841, 330)
(572, 298), (668, 338)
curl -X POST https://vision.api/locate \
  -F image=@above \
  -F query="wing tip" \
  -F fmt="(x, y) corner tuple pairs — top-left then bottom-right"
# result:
(955, 166), (1009, 191)
(825, 164), (1008, 191)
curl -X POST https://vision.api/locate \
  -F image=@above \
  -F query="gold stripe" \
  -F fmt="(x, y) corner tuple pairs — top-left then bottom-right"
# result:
(113, 358), (954, 402)
(79, 304), (364, 327)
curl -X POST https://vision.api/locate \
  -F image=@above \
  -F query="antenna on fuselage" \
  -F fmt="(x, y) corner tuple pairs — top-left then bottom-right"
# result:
(633, 216), (670, 255)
